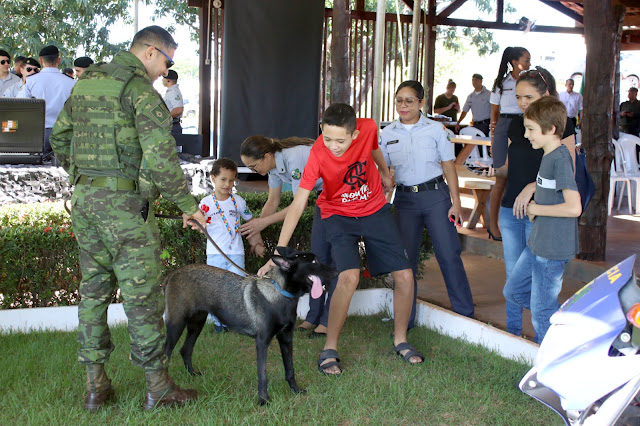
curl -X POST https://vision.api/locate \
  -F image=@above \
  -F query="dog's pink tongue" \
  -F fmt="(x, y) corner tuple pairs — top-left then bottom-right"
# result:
(310, 276), (323, 299)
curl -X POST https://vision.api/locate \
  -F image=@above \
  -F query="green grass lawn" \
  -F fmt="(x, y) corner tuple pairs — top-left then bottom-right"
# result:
(0, 313), (561, 425)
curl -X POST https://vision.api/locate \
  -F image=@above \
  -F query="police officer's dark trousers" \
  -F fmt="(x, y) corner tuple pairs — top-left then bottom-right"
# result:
(393, 183), (475, 328)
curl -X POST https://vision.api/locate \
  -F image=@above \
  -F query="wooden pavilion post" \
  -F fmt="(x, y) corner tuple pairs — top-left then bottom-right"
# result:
(331, 0), (351, 104)
(422, 0), (436, 114)
(372, 0), (386, 126)
(408, 0), (421, 80)
(579, 0), (626, 261)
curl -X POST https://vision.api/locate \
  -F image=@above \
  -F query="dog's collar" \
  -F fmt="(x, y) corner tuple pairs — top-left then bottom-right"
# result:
(270, 279), (294, 299)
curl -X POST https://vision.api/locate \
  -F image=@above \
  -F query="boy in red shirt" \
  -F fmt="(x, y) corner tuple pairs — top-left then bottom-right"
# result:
(258, 104), (423, 375)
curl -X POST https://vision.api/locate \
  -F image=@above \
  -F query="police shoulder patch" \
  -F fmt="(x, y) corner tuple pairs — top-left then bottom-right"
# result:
(291, 168), (302, 180)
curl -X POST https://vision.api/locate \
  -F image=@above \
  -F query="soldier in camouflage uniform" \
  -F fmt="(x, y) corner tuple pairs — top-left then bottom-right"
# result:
(50, 26), (206, 412)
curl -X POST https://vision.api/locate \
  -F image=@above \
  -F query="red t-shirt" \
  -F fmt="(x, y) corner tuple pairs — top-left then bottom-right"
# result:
(299, 118), (387, 219)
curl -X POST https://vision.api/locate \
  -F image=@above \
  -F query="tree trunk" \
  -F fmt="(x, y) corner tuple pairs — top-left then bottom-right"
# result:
(331, 0), (351, 104)
(579, 0), (625, 261)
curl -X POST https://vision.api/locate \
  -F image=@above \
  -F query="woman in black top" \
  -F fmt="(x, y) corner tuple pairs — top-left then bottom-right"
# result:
(433, 80), (460, 122)
(497, 66), (576, 337)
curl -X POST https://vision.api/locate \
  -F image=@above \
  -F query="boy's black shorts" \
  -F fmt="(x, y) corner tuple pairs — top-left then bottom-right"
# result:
(322, 203), (410, 276)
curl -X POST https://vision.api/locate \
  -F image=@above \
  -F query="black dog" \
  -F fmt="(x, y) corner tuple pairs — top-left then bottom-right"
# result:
(163, 247), (336, 405)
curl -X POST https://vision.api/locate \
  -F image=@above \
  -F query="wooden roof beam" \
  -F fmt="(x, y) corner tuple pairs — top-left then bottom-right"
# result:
(539, 0), (584, 24)
(436, 17), (584, 34)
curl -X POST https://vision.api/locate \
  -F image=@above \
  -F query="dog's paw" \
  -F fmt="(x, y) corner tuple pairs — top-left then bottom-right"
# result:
(186, 368), (202, 377)
(291, 387), (307, 394)
(258, 396), (270, 406)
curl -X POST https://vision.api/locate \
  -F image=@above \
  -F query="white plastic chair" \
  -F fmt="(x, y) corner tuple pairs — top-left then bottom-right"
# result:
(459, 126), (492, 167)
(614, 134), (640, 213)
(617, 132), (640, 173)
(609, 139), (632, 215)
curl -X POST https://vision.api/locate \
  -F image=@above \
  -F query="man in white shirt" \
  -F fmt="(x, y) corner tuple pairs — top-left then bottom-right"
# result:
(455, 73), (491, 136)
(559, 78), (583, 130)
(0, 50), (21, 96)
(162, 70), (184, 135)
(17, 45), (75, 161)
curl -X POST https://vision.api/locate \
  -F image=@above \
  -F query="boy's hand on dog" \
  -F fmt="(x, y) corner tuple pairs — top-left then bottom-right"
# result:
(183, 210), (207, 232)
(257, 259), (275, 276)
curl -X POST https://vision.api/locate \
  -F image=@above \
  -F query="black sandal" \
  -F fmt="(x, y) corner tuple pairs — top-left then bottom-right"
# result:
(394, 342), (424, 364)
(317, 349), (342, 376)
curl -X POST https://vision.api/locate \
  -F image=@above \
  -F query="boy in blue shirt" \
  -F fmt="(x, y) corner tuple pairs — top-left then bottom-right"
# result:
(503, 96), (582, 343)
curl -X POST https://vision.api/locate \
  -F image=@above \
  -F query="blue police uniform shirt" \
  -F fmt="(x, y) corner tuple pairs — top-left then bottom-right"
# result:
(489, 73), (521, 114)
(462, 86), (491, 121)
(163, 84), (184, 118)
(16, 67), (75, 128)
(267, 145), (323, 194)
(0, 72), (20, 97)
(2, 81), (23, 98)
(380, 114), (455, 186)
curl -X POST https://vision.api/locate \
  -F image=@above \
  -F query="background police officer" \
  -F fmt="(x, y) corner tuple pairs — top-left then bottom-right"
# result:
(17, 45), (75, 162)
(161, 69), (184, 135)
(50, 25), (206, 412)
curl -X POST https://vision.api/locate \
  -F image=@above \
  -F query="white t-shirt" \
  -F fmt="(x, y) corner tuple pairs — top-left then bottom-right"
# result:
(199, 194), (253, 255)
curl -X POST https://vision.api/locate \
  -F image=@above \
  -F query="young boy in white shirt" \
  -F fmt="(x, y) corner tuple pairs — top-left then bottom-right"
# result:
(199, 158), (264, 330)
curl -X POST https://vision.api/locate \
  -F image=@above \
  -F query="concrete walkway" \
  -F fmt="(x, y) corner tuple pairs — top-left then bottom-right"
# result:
(419, 213), (639, 340)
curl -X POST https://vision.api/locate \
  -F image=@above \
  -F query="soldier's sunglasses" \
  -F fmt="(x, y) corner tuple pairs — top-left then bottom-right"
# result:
(154, 46), (174, 69)
(0, 60), (10, 65)
(25, 67), (39, 73)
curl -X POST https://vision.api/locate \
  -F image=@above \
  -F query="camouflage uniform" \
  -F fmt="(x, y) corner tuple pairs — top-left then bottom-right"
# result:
(50, 51), (198, 371)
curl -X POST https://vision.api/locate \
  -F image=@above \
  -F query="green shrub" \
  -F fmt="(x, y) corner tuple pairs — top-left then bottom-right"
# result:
(0, 193), (431, 309)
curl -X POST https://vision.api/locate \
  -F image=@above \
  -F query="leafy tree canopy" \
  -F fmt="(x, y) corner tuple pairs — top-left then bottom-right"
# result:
(0, 0), (131, 67)
(143, 0), (200, 43)
(0, 0), (201, 68)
